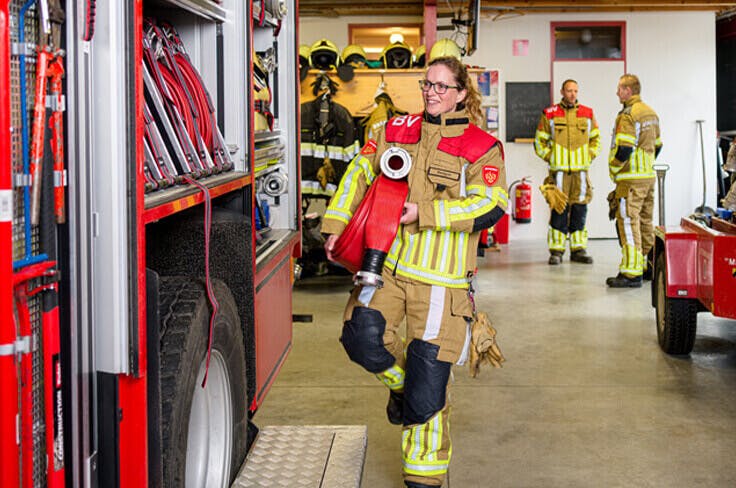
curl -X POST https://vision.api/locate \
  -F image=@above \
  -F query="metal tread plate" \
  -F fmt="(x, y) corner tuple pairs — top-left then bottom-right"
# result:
(232, 425), (367, 488)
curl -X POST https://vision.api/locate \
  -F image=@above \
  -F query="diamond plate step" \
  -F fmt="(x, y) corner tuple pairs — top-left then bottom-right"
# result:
(231, 425), (367, 488)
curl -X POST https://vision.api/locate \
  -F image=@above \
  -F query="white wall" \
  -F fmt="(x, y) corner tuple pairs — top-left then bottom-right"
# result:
(299, 11), (718, 242)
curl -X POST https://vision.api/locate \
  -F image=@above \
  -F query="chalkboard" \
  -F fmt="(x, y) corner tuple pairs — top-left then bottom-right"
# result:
(505, 82), (551, 142)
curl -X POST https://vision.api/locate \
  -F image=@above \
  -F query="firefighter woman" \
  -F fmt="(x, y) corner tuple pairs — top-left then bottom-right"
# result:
(322, 56), (508, 488)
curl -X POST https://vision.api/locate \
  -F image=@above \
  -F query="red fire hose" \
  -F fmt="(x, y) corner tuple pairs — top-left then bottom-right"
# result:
(331, 147), (412, 287)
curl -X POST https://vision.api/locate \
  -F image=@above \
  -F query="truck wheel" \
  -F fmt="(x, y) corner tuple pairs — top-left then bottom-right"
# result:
(654, 253), (697, 354)
(158, 277), (247, 488)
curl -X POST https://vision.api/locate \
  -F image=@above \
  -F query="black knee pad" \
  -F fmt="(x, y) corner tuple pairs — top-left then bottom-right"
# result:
(340, 307), (395, 373)
(403, 340), (452, 426)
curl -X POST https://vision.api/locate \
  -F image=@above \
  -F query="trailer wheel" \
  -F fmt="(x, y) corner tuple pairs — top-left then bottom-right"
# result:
(655, 253), (697, 354)
(158, 277), (247, 488)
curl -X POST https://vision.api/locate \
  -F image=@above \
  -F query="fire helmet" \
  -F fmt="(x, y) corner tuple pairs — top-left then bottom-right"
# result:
(341, 44), (368, 68)
(429, 38), (462, 61)
(413, 44), (426, 67)
(381, 41), (413, 69)
(310, 38), (340, 70)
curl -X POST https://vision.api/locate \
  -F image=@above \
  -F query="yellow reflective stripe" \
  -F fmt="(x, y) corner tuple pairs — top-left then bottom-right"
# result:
(439, 231), (452, 275)
(615, 173), (656, 181)
(570, 229), (588, 250)
(454, 232), (466, 277)
(325, 154), (376, 223)
(467, 185), (508, 209)
(616, 133), (636, 145)
(444, 195), (494, 224)
(619, 244), (643, 275)
(547, 227), (566, 251)
(402, 412), (450, 476)
(388, 261), (470, 287)
(434, 200), (451, 230)
(300, 141), (359, 162)
(376, 364), (405, 391)
(302, 180), (337, 198)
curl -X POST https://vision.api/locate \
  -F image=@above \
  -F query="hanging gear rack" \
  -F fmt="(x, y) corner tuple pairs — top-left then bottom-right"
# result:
(141, 18), (234, 192)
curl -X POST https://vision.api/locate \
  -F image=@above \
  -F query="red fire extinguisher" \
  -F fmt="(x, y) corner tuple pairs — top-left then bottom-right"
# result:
(509, 177), (532, 223)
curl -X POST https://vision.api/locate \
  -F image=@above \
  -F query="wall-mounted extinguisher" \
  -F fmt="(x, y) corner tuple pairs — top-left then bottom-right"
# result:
(508, 177), (532, 223)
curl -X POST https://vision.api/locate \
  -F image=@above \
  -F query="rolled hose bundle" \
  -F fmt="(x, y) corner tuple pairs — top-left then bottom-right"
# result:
(331, 148), (411, 287)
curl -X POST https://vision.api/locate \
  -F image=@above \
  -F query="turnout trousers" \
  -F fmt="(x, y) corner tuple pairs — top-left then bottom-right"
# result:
(342, 268), (473, 487)
(547, 170), (592, 253)
(548, 203), (588, 253)
(614, 178), (655, 277)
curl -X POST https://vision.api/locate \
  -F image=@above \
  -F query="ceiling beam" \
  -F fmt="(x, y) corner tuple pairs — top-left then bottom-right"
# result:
(298, 0), (735, 17)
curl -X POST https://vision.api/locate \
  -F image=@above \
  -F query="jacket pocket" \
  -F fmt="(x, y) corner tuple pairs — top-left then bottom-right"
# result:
(427, 157), (461, 197)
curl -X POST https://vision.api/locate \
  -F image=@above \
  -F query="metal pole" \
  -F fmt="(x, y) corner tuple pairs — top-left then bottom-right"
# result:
(654, 163), (670, 226)
(694, 120), (715, 215)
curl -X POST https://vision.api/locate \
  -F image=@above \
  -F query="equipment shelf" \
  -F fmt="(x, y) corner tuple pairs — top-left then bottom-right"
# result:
(147, 0), (228, 22)
(252, 4), (280, 28)
(142, 171), (250, 224)
(255, 129), (282, 144)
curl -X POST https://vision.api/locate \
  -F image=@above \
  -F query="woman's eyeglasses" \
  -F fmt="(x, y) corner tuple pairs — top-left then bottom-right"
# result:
(418, 79), (460, 95)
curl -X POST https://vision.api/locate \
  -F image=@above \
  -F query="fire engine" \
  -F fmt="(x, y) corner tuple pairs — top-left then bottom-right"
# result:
(1, 1), (301, 486)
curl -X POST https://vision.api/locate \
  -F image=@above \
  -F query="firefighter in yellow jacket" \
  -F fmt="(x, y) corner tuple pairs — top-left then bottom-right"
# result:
(607, 74), (662, 288)
(322, 57), (508, 488)
(534, 79), (601, 265)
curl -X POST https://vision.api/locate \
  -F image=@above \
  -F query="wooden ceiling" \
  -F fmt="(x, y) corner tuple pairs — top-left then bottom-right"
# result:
(298, 1), (736, 18)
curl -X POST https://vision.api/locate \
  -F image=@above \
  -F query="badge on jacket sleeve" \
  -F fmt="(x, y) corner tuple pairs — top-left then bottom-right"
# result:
(361, 140), (377, 155)
(482, 165), (499, 186)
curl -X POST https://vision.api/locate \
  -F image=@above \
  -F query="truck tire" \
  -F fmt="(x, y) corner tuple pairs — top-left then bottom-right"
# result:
(158, 277), (247, 488)
(654, 253), (697, 354)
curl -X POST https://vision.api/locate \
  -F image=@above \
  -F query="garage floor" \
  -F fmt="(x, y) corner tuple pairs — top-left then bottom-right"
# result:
(254, 239), (736, 488)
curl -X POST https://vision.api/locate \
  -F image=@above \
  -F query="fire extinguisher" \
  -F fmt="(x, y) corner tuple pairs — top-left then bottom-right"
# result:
(509, 177), (532, 223)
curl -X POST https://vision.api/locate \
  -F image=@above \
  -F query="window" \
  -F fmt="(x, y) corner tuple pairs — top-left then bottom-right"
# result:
(552, 22), (625, 60)
(349, 24), (423, 60)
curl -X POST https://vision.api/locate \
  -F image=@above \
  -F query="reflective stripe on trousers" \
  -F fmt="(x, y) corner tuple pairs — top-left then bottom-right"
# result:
(402, 403), (452, 485)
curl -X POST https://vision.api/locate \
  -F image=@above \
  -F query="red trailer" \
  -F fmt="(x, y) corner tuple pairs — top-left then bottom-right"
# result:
(652, 216), (736, 354)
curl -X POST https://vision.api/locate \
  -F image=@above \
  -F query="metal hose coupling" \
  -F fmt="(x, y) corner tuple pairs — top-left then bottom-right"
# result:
(379, 147), (412, 179)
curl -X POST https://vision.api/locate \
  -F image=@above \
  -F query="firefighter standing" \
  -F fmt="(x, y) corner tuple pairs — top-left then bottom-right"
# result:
(534, 79), (601, 265)
(607, 74), (662, 288)
(322, 57), (508, 488)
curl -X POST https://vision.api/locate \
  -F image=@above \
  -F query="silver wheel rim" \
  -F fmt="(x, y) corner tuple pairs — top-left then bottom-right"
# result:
(186, 350), (233, 488)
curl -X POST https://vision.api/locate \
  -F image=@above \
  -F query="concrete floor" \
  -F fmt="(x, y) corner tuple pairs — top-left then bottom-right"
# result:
(254, 239), (736, 488)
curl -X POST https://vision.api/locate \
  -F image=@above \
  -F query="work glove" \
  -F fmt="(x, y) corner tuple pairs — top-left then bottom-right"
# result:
(316, 156), (336, 190)
(468, 311), (505, 378)
(539, 182), (568, 214)
(607, 190), (618, 220)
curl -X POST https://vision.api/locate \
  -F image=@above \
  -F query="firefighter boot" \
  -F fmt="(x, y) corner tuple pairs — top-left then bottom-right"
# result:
(387, 390), (403, 425)
(606, 273), (643, 288)
(405, 481), (440, 488)
(548, 251), (563, 265)
(570, 249), (593, 264)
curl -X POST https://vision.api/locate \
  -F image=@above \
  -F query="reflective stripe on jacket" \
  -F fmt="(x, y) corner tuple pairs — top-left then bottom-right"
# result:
(322, 111), (508, 288)
(609, 95), (662, 181)
(534, 101), (601, 172)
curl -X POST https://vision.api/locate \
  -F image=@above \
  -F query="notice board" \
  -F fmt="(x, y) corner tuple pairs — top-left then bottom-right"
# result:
(505, 82), (550, 142)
